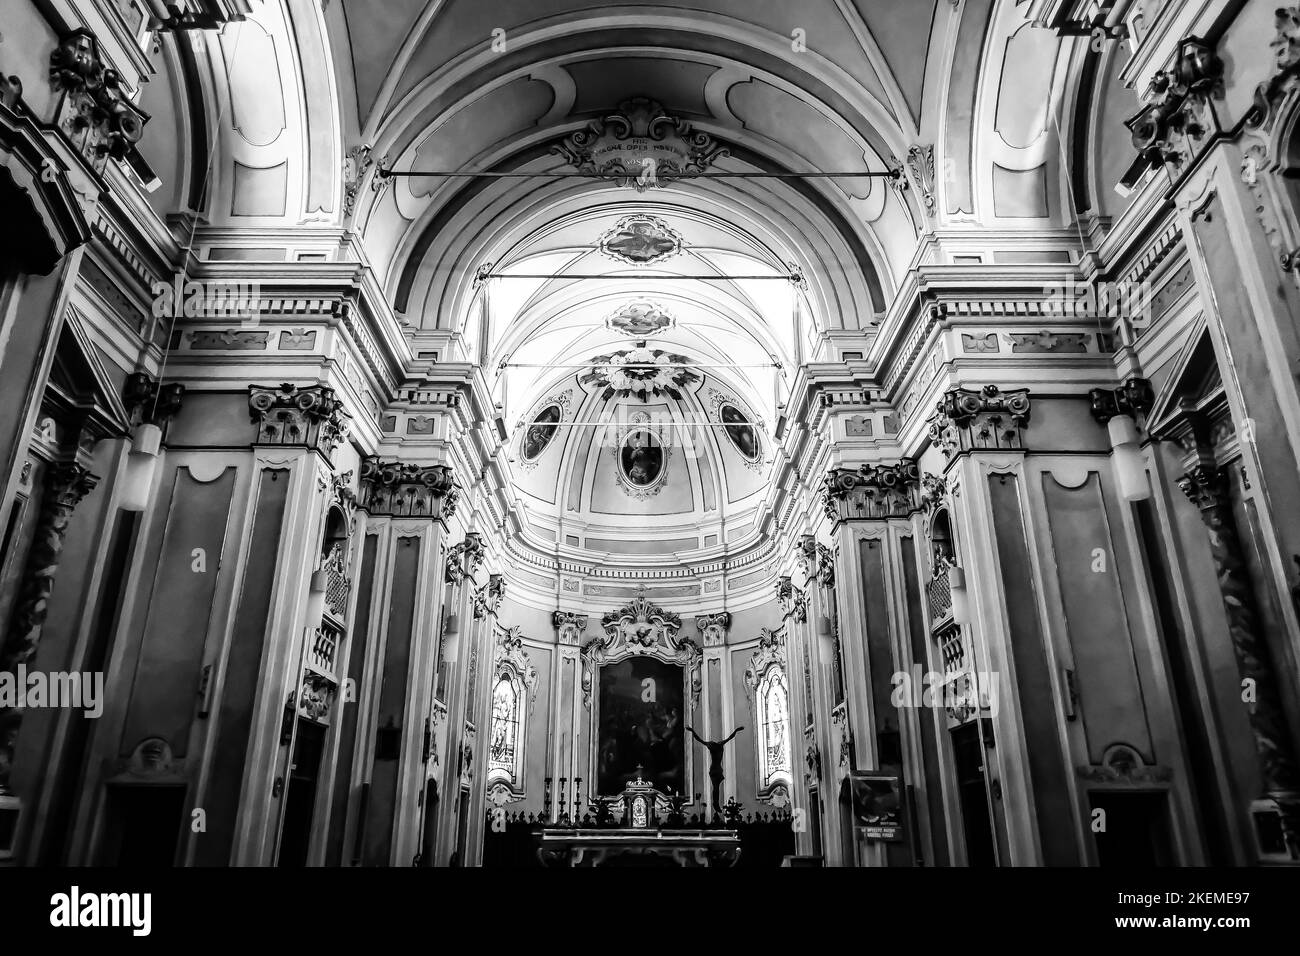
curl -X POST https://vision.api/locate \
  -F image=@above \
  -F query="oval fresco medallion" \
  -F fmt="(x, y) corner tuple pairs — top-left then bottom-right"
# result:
(522, 404), (561, 461)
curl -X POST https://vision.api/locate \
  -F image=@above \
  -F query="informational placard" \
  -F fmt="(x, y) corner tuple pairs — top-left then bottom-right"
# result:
(850, 772), (904, 842)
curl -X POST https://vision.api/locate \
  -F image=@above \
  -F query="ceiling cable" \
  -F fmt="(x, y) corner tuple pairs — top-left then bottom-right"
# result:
(499, 361), (780, 369)
(378, 168), (901, 181)
(483, 273), (799, 281)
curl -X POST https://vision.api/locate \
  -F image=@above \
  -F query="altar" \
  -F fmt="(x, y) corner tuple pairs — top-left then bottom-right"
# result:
(536, 771), (740, 866)
(537, 827), (740, 867)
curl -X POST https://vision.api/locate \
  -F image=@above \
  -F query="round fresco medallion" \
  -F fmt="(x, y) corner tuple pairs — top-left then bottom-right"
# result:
(620, 429), (665, 487)
(522, 404), (561, 461)
(721, 404), (759, 461)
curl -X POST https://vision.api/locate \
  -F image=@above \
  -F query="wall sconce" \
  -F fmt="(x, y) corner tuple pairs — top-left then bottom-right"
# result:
(441, 612), (461, 663)
(816, 614), (836, 667)
(948, 565), (971, 625)
(306, 567), (329, 624)
(118, 423), (161, 512)
(1107, 414), (1151, 501)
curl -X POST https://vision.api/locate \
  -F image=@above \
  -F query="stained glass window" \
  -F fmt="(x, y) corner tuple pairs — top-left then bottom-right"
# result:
(758, 667), (792, 788)
(488, 675), (520, 783)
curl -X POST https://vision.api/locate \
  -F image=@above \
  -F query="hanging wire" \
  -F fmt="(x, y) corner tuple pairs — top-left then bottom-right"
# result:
(148, 23), (243, 422)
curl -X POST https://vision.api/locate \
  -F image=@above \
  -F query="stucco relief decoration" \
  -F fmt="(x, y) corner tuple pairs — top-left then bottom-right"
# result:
(830, 701), (852, 779)
(822, 459), (920, 520)
(795, 534), (834, 589)
(581, 591), (701, 711)
(1123, 37), (1223, 189)
(49, 29), (150, 175)
(598, 214), (682, 265)
(357, 458), (454, 518)
(775, 576), (808, 624)
(743, 628), (785, 701)
(249, 383), (350, 458)
(553, 610), (589, 645)
(444, 532), (485, 586)
(473, 573), (507, 619)
(927, 385), (1031, 457)
(496, 627), (540, 711)
(582, 344), (700, 401)
(1243, 8), (1300, 272)
(695, 612), (730, 647)
(604, 300), (675, 337)
(552, 97), (728, 192)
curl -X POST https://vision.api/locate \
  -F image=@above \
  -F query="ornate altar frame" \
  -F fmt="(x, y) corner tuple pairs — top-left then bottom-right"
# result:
(581, 592), (700, 800)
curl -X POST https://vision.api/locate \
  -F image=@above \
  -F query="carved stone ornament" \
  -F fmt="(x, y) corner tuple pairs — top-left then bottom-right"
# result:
(1122, 37), (1224, 189)
(775, 576), (808, 624)
(822, 459), (921, 521)
(357, 457), (454, 518)
(444, 532), (485, 586)
(48, 29), (150, 175)
(296, 671), (335, 724)
(553, 610), (589, 646)
(695, 612), (730, 647)
(551, 97), (729, 192)
(580, 590), (701, 710)
(473, 573), (507, 620)
(249, 383), (350, 459)
(927, 385), (1031, 458)
(743, 628), (785, 701)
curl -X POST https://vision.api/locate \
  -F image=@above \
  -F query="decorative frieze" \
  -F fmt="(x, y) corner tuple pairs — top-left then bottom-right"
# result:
(472, 573), (506, 619)
(249, 383), (349, 458)
(695, 612), (731, 647)
(48, 29), (150, 176)
(775, 576), (808, 624)
(357, 458), (454, 519)
(1088, 377), (1154, 425)
(822, 459), (921, 521)
(553, 610), (588, 646)
(444, 532), (485, 586)
(927, 385), (1031, 458)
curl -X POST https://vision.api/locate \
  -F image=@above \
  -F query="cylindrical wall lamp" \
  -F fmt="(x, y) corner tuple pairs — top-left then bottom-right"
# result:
(118, 423), (162, 512)
(441, 612), (461, 663)
(1107, 414), (1151, 501)
(948, 566), (971, 625)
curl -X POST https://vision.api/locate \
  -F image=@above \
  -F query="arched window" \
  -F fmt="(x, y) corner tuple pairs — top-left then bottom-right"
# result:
(757, 667), (792, 789)
(488, 675), (521, 785)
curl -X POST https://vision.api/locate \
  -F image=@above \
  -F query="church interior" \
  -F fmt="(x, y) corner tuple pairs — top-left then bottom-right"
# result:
(1, 0), (1300, 869)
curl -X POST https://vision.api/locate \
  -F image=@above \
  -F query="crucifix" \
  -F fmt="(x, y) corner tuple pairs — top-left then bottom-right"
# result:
(687, 725), (745, 814)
